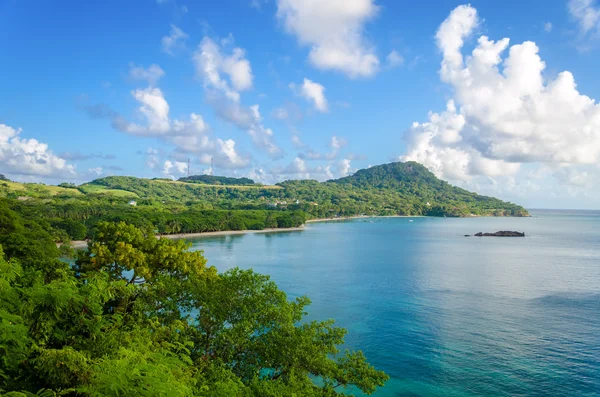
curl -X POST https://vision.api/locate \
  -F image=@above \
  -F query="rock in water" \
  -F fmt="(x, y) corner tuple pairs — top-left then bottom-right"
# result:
(474, 231), (525, 237)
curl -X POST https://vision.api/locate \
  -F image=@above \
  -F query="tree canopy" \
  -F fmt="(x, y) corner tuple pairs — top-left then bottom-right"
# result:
(0, 206), (388, 396)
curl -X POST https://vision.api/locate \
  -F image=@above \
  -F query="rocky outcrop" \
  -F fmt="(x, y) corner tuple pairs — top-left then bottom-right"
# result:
(474, 231), (525, 237)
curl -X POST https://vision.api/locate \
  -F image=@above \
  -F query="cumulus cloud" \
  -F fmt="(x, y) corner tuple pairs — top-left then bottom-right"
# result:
(386, 50), (404, 68)
(247, 105), (282, 157)
(276, 0), (380, 78)
(568, 0), (600, 36)
(0, 124), (76, 180)
(113, 87), (207, 138)
(161, 24), (189, 55)
(269, 155), (353, 182)
(163, 159), (188, 179)
(270, 157), (333, 181)
(204, 93), (281, 158)
(194, 37), (253, 102)
(194, 37), (281, 157)
(87, 87), (249, 170)
(129, 63), (165, 85)
(291, 78), (328, 112)
(402, 4), (600, 194)
(336, 158), (353, 177)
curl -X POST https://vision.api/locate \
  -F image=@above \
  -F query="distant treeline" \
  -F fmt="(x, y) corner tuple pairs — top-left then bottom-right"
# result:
(179, 175), (256, 185)
(1, 198), (306, 241)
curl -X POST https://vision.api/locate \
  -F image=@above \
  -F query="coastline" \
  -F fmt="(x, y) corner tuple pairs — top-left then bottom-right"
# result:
(64, 213), (529, 249)
(67, 225), (307, 249)
(66, 215), (424, 249)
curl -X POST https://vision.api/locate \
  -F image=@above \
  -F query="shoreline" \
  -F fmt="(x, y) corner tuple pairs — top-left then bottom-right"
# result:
(64, 214), (483, 249)
(67, 225), (308, 249)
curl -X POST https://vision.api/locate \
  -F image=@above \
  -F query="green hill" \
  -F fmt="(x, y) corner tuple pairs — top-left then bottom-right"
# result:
(178, 174), (256, 185)
(325, 161), (528, 217)
(1, 161), (528, 218)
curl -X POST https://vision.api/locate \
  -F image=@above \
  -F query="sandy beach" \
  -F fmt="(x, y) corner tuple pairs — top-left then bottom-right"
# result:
(67, 225), (307, 249)
(66, 215), (424, 249)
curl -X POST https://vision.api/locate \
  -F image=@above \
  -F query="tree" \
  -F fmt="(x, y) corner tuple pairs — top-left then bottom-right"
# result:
(0, 215), (388, 396)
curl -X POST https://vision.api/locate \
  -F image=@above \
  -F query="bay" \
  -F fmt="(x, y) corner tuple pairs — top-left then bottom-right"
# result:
(185, 209), (600, 396)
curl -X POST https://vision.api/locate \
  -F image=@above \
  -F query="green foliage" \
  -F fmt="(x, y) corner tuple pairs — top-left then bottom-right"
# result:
(0, 161), (528, 244)
(0, 214), (388, 396)
(179, 175), (256, 186)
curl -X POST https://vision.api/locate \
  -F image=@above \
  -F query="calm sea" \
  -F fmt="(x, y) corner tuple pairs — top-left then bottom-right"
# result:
(186, 209), (600, 396)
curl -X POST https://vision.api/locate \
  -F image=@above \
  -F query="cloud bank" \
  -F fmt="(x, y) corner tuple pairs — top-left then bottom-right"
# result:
(402, 4), (600, 200)
(276, 0), (380, 78)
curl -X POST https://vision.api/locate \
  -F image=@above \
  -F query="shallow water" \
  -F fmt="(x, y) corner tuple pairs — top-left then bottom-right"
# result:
(186, 210), (600, 396)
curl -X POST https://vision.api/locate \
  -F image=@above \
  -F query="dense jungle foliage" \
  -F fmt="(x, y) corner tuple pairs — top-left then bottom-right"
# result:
(0, 203), (388, 396)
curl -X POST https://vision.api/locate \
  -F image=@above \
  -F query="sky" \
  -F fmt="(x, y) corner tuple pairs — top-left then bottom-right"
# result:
(1, 0), (600, 209)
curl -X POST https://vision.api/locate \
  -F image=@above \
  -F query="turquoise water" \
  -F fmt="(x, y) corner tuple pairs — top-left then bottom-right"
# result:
(186, 210), (600, 396)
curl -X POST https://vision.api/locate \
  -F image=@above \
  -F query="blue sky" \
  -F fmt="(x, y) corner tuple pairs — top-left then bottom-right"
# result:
(1, 0), (600, 209)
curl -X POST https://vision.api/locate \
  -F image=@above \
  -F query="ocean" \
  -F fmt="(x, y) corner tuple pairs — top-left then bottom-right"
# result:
(186, 209), (600, 396)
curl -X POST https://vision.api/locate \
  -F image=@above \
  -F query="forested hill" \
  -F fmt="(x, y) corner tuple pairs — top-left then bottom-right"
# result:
(325, 161), (526, 216)
(178, 175), (256, 185)
(1, 161), (529, 220)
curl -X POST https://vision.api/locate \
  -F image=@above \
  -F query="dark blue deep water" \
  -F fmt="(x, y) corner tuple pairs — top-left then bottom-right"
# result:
(186, 210), (600, 396)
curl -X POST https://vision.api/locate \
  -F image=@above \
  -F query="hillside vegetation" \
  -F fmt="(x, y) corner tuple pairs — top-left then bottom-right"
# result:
(0, 198), (388, 396)
(0, 161), (528, 241)
(81, 162), (528, 217)
(178, 174), (257, 185)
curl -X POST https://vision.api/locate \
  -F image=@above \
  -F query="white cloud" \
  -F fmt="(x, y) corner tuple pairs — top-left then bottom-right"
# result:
(247, 105), (282, 157)
(98, 87), (249, 170)
(0, 124), (76, 180)
(161, 24), (189, 55)
(386, 50), (404, 68)
(276, 0), (380, 78)
(88, 167), (103, 176)
(204, 92), (282, 158)
(568, 0), (600, 35)
(129, 63), (165, 85)
(336, 158), (353, 177)
(269, 156), (352, 182)
(145, 147), (161, 170)
(544, 21), (553, 33)
(193, 36), (283, 158)
(329, 135), (347, 151)
(402, 4), (600, 200)
(291, 78), (328, 112)
(193, 37), (253, 102)
(162, 160), (188, 179)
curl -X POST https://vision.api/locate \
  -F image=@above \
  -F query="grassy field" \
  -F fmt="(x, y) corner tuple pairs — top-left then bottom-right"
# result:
(1, 178), (277, 201)
(0, 180), (84, 196)
(77, 184), (139, 197)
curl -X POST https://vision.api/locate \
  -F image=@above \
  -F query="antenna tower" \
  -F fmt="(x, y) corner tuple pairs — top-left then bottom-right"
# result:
(210, 157), (214, 176)
(187, 158), (191, 176)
